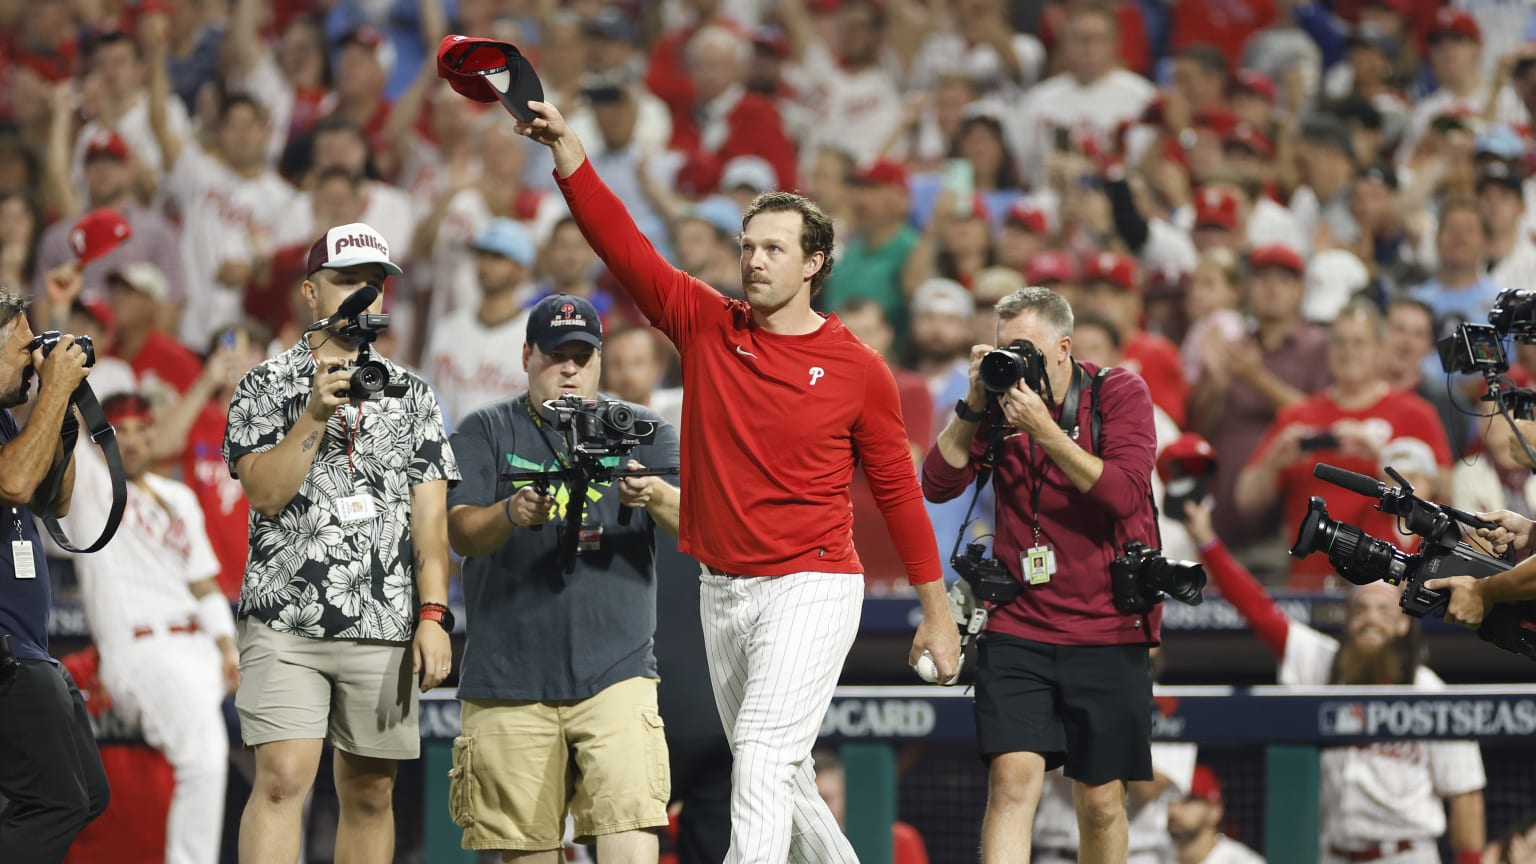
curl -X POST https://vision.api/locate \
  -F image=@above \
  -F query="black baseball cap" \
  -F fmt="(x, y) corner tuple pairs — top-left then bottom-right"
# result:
(527, 294), (603, 353)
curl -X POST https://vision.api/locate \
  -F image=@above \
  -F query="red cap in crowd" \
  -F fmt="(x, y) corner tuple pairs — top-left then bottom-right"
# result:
(1232, 69), (1276, 104)
(102, 393), (154, 427)
(1026, 251), (1078, 285)
(83, 129), (129, 163)
(1194, 187), (1239, 231)
(1189, 765), (1223, 806)
(70, 208), (132, 265)
(1156, 433), (1217, 485)
(1225, 123), (1275, 158)
(437, 34), (544, 122)
(1430, 7), (1480, 42)
(853, 159), (908, 188)
(1193, 108), (1238, 140)
(1005, 201), (1049, 235)
(76, 299), (116, 334)
(1249, 244), (1305, 275)
(1082, 251), (1139, 292)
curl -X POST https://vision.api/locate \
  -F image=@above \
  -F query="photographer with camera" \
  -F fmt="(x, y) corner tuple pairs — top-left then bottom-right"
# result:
(224, 223), (460, 864)
(922, 286), (1164, 864)
(0, 281), (108, 864)
(443, 293), (679, 860)
(1184, 499), (1487, 864)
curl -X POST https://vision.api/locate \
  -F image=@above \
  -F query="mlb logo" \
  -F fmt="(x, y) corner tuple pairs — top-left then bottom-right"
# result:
(1319, 702), (1365, 735)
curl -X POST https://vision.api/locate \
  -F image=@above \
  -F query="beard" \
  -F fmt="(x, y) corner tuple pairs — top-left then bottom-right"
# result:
(0, 369), (31, 409)
(1332, 637), (1407, 685)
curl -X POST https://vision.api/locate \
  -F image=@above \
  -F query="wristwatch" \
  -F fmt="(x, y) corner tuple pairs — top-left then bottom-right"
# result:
(955, 399), (986, 423)
(419, 602), (455, 632)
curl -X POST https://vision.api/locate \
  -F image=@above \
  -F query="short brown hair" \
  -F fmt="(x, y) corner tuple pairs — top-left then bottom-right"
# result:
(741, 192), (836, 296)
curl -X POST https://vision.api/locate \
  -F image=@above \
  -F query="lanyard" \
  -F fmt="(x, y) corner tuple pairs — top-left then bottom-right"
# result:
(11, 508), (20, 541)
(524, 397), (570, 469)
(344, 404), (364, 471)
(1026, 365), (1085, 547)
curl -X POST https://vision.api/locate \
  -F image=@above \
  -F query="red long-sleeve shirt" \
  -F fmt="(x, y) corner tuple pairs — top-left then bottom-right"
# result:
(1198, 538), (1291, 657)
(921, 365), (1162, 645)
(556, 160), (941, 584)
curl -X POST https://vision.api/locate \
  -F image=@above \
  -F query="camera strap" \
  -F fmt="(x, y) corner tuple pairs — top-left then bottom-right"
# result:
(39, 382), (126, 554)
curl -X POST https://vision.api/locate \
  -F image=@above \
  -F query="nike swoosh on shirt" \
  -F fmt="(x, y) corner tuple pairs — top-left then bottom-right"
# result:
(735, 345), (757, 359)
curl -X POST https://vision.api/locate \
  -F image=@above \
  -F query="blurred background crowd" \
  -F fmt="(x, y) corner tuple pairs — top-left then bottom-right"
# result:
(6, 0), (1536, 610)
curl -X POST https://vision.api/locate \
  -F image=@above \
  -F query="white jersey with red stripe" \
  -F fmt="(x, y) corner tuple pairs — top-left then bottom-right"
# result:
(1279, 623), (1486, 852)
(1201, 835), (1267, 864)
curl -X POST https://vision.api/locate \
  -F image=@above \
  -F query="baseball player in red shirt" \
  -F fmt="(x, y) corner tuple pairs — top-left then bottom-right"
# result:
(515, 100), (959, 864)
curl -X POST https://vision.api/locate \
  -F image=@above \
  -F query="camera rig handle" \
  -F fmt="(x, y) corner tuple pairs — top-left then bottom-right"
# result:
(500, 465), (680, 575)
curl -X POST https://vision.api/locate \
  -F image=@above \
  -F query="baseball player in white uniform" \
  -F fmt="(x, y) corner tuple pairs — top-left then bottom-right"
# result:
(60, 393), (237, 864)
(1186, 502), (1486, 864)
(1167, 765), (1265, 864)
(1033, 697), (1197, 864)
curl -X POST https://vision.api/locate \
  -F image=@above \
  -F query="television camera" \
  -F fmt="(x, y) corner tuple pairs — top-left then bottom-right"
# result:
(499, 396), (678, 575)
(1437, 289), (1536, 464)
(1290, 463), (1536, 660)
(309, 283), (405, 400)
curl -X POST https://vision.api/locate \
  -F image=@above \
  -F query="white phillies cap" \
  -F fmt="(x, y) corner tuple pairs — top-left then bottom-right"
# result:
(306, 222), (404, 276)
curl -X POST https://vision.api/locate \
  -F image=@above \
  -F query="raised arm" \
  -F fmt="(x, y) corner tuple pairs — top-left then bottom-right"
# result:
(143, 11), (184, 173)
(1183, 500), (1291, 657)
(517, 100), (720, 349)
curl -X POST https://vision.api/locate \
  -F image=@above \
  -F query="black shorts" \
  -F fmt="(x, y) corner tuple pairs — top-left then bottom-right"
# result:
(973, 633), (1153, 785)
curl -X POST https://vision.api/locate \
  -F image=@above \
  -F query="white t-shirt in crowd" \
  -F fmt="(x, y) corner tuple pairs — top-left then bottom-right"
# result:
(911, 30), (1044, 97)
(165, 143), (297, 348)
(274, 181), (417, 264)
(1491, 234), (1536, 295)
(1032, 742), (1198, 857)
(420, 306), (531, 426)
(1278, 624), (1487, 852)
(565, 90), (674, 163)
(73, 92), (193, 191)
(1397, 84), (1528, 171)
(1201, 835), (1267, 864)
(785, 43), (904, 172)
(428, 188), (565, 324)
(1008, 69), (1155, 190)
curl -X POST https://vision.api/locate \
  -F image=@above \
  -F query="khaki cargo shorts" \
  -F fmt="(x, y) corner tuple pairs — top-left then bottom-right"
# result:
(449, 675), (671, 851)
(234, 618), (420, 759)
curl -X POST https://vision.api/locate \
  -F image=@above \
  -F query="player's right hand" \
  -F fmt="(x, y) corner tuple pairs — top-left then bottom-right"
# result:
(34, 335), (91, 394)
(963, 344), (994, 415)
(514, 100), (570, 147)
(307, 363), (351, 422)
(506, 486), (557, 528)
(1475, 510), (1534, 555)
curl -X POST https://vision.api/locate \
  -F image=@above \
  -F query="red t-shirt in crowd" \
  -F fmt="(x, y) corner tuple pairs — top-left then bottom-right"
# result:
(556, 160), (940, 583)
(855, 368), (934, 594)
(922, 365), (1163, 645)
(182, 403), (249, 599)
(1247, 388), (1451, 589)
(1122, 330), (1188, 429)
(127, 330), (202, 395)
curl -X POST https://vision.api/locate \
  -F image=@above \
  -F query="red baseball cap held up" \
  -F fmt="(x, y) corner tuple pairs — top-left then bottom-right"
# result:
(436, 34), (545, 122)
(70, 209), (132, 266)
(1156, 432), (1217, 485)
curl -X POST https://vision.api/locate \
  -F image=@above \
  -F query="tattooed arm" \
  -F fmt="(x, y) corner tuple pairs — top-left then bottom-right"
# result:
(233, 362), (352, 517)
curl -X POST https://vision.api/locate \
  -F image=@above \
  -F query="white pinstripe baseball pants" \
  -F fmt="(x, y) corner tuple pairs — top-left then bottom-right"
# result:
(700, 569), (864, 864)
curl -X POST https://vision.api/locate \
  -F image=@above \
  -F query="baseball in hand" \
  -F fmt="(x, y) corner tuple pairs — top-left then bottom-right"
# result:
(914, 650), (960, 686)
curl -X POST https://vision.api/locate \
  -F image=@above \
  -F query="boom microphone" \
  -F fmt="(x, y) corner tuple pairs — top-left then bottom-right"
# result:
(330, 283), (380, 324)
(1314, 463), (1386, 499)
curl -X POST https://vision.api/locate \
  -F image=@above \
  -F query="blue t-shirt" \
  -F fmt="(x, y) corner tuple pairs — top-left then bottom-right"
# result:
(0, 410), (53, 662)
(1412, 276), (1507, 380)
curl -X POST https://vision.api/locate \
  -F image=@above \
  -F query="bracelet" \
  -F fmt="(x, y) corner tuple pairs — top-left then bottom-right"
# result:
(503, 495), (517, 526)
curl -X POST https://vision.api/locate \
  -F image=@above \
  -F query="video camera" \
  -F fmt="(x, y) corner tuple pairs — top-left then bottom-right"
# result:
(311, 284), (404, 401)
(1290, 463), (1536, 660)
(1438, 290), (1536, 427)
(979, 339), (1049, 397)
(500, 395), (679, 575)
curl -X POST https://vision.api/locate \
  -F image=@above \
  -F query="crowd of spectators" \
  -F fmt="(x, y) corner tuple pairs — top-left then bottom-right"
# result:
(6, 0), (1536, 604)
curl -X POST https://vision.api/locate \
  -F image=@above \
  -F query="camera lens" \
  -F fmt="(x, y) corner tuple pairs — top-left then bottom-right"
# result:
(1290, 496), (1407, 586)
(604, 403), (636, 434)
(354, 361), (387, 394)
(979, 349), (1024, 393)
(1143, 557), (1206, 605)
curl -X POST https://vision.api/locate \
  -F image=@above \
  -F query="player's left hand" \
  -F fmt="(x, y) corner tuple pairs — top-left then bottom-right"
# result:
(910, 609), (961, 683)
(415, 616), (453, 692)
(1422, 575), (1491, 628)
(619, 459), (658, 509)
(219, 643), (239, 695)
(1000, 381), (1052, 437)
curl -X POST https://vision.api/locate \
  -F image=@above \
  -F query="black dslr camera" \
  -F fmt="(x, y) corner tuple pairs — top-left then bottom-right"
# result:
(1290, 463), (1536, 660)
(28, 330), (96, 367)
(951, 542), (1022, 605)
(1110, 542), (1207, 614)
(979, 339), (1049, 396)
